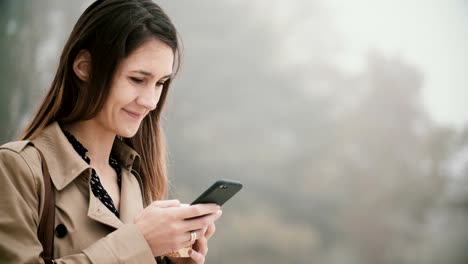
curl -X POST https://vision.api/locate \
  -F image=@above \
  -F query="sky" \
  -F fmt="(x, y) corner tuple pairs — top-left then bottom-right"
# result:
(325, 0), (468, 128)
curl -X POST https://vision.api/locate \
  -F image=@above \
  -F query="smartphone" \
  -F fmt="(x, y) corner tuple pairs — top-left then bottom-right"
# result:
(190, 179), (243, 206)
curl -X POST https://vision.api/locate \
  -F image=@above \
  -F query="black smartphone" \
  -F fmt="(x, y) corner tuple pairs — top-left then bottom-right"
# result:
(190, 179), (243, 206)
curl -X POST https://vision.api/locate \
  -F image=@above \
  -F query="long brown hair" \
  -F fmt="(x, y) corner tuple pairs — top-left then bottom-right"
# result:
(20, 0), (181, 205)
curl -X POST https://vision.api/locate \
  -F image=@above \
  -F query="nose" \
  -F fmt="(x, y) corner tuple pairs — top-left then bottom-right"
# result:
(136, 87), (162, 111)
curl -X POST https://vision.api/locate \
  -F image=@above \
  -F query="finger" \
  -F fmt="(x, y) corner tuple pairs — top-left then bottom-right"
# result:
(201, 226), (208, 236)
(179, 204), (220, 219)
(152, 199), (181, 208)
(214, 210), (223, 221)
(182, 229), (204, 247)
(183, 210), (222, 231)
(193, 237), (208, 256)
(182, 214), (216, 233)
(190, 248), (206, 264)
(205, 223), (216, 239)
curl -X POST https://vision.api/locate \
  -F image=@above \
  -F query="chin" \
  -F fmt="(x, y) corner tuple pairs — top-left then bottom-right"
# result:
(116, 125), (140, 138)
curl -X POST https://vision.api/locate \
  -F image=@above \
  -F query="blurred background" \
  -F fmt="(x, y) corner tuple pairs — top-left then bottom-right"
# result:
(1, 0), (468, 263)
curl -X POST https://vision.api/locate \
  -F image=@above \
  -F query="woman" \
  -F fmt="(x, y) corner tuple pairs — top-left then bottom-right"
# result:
(0, 0), (222, 263)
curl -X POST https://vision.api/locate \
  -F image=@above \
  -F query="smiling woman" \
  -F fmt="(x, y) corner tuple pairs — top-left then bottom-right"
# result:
(90, 38), (174, 138)
(0, 0), (221, 264)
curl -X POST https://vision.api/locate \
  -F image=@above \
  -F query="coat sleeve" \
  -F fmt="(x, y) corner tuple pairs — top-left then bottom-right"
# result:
(0, 148), (48, 263)
(0, 148), (157, 264)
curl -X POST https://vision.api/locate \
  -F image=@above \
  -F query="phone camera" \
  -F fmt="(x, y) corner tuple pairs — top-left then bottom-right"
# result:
(219, 185), (228, 189)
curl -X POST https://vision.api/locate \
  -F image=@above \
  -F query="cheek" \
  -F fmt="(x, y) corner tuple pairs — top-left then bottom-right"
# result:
(155, 88), (164, 105)
(99, 83), (134, 122)
(110, 80), (136, 108)
(95, 101), (116, 128)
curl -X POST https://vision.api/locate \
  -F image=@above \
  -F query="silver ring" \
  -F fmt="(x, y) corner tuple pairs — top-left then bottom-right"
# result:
(189, 231), (197, 243)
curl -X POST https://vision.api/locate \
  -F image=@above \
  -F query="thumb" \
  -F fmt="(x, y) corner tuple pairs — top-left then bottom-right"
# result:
(152, 199), (181, 208)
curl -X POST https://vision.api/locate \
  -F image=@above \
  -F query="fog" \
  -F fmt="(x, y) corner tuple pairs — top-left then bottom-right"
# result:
(1, 1), (467, 263)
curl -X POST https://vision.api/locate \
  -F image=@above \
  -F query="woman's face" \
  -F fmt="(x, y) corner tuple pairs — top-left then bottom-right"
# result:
(95, 38), (174, 138)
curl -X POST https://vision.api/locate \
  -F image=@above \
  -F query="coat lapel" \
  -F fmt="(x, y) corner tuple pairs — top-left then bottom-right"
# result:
(33, 122), (144, 230)
(119, 169), (144, 224)
(87, 192), (123, 229)
(87, 169), (144, 228)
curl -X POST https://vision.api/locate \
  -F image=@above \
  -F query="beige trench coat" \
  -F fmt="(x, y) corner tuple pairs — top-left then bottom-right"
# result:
(0, 122), (160, 263)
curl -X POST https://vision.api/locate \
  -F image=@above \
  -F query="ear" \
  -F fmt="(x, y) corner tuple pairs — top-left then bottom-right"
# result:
(73, 50), (91, 81)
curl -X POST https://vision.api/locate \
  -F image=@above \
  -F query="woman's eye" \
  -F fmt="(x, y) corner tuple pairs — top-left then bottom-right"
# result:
(130, 77), (144, 83)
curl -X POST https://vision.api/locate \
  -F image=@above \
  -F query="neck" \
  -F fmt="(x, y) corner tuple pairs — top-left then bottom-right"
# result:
(62, 120), (115, 169)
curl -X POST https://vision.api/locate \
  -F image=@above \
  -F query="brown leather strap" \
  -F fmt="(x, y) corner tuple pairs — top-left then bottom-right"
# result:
(30, 142), (55, 263)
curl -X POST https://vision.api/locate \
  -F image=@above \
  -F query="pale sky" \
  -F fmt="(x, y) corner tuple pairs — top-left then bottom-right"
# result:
(326, 0), (468, 128)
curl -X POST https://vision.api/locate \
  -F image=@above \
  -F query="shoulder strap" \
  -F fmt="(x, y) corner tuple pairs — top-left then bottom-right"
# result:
(28, 142), (55, 264)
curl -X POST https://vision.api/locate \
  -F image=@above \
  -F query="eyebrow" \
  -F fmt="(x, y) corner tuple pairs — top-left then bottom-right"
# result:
(131, 70), (172, 79)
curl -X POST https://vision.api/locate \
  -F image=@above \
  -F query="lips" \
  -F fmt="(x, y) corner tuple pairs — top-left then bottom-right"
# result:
(122, 109), (144, 119)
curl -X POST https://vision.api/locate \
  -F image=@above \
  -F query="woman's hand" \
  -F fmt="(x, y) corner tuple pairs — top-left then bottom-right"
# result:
(134, 200), (222, 257)
(167, 221), (218, 264)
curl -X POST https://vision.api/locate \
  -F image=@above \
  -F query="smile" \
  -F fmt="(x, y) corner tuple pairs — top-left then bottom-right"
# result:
(122, 109), (144, 120)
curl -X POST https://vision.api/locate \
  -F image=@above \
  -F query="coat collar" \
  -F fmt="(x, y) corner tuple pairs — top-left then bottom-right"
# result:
(32, 122), (141, 191)
(87, 168), (144, 228)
